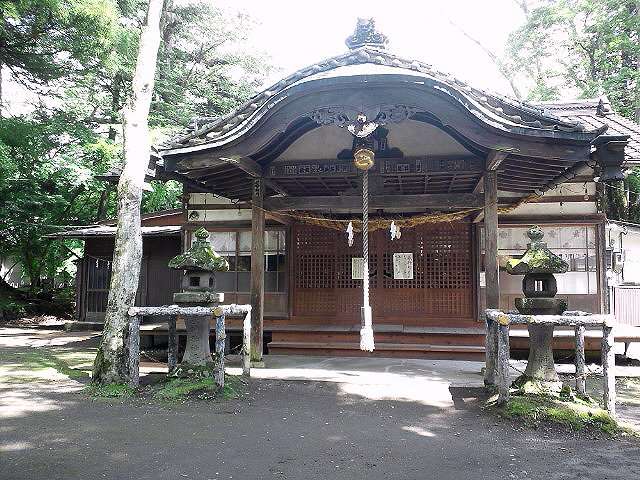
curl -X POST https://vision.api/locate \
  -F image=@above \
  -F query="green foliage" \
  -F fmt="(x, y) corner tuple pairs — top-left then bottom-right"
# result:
(141, 180), (182, 212)
(505, 0), (640, 120)
(0, 0), (268, 291)
(150, 4), (271, 127)
(0, 114), (118, 288)
(625, 168), (640, 222)
(0, 0), (120, 87)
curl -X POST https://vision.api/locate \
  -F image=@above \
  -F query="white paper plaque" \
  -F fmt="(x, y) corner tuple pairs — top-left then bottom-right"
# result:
(351, 257), (364, 280)
(393, 253), (413, 280)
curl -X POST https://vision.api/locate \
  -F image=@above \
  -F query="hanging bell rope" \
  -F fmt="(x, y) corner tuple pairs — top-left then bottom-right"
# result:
(360, 168), (374, 351)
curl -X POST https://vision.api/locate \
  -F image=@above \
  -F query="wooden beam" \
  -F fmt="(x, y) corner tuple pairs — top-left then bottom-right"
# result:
(264, 193), (484, 211)
(472, 176), (484, 194)
(484, 170), (499, 309)
(486, 150), (508, 171)
(219, 156), (263, 177)
(265, 156), (484, 179)
(250, 178), (265, 363)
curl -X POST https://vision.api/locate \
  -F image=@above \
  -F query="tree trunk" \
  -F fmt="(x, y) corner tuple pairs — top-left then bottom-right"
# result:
(92, 0), (164, 385)
(523, 324), (559, 382)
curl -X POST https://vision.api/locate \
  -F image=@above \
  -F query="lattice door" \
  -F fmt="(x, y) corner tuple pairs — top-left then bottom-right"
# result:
(422, 223), (473, 317)
(291, 222), (473, 322)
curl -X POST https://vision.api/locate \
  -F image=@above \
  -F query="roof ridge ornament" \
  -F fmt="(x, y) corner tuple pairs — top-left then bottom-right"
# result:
(345, 18), (388, 50)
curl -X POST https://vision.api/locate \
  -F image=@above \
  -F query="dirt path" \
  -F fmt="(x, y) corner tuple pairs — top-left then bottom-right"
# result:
(2, 329), (640, 480)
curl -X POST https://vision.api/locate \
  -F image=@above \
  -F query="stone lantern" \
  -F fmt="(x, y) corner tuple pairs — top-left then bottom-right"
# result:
(168, 227), (229, 376)
(506, 226), (569, 388)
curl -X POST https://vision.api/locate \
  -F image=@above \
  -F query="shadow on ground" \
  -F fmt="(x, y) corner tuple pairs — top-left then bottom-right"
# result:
(2, 327), (640, 480)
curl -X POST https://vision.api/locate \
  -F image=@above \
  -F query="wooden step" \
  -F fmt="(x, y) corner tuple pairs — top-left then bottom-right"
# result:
(267, 341), (485, 360)
(272, 330), (487, 347)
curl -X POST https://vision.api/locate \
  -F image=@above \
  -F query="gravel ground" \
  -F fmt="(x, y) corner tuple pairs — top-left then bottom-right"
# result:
(1, 328), (640, 480)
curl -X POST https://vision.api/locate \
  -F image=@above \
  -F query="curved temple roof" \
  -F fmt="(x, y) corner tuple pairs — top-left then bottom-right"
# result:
(161, 45), (603, 154)
(155, 19), (625, 202)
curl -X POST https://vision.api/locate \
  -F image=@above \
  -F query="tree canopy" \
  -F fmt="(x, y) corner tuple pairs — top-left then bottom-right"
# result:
(0, 0), (270, 311)
(503, 0), (640, 121)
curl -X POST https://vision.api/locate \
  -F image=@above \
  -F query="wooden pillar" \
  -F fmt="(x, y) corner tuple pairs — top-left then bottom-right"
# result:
(167, 316), (178, 373)
(497, 318), (510, 405)
(250, 178), (265, 363)
(602, 325), (616, 415)
(483, 171), (499, 386)
(575, 325), (586, 395)
(596, 222), (609, 314)
(484, 170), (499, 309)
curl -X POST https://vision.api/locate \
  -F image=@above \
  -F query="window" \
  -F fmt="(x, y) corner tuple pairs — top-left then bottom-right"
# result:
(481, 225), (598, 312)
(265, 230), (287, 293)
(495, 226), (597, 294)
(86, 257), (112, 313)
(205, 230), (286, 293)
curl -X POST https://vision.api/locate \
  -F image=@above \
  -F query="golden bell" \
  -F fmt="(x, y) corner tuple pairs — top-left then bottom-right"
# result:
(353, 148), (375, 171)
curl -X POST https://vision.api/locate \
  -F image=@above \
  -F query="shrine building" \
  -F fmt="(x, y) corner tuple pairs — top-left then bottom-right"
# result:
(60, 19), (640, 360)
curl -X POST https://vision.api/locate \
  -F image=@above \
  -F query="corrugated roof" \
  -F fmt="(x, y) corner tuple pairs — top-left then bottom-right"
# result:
(50, 225), (181, 239)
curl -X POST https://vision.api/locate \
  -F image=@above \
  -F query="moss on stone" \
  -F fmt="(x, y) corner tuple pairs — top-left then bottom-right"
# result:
(507, 245), (569, 274)
(151, 374), (246, 402)
(84, 383), (135, 398)
(168, 227), (229, 272)
(494, 394), (635, 437)
(168, 362), (216, 379)
(506, 225), (569, 275)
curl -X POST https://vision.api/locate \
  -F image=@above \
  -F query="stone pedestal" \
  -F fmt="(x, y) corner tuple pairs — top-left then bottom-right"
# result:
(506, 226), (569, 390)
(182, 316), (214, 366)
(168, 228), (229, 379)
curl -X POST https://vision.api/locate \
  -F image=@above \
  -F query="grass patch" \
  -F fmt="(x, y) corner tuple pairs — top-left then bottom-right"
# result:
(151, 374), (247, 402)
(0, 349), (91, 382)
(493, 394), (636, 437)
(84, 383), (135, 398)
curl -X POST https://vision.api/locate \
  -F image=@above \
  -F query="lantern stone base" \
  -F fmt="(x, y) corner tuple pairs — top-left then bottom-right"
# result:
(180, 316), (214, 366)
(515, 297), (567, 315)
(513, 324), (562, 393)
(173, 291), (224, 304)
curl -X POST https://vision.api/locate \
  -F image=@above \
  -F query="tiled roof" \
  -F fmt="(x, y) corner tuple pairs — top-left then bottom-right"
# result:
(161, 46), (598, 152)
(536, 97), (640, 163)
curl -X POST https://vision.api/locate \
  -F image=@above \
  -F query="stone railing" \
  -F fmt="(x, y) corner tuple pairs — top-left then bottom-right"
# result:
(485, 309), (616, 415)
(126, 304), (251, 388)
